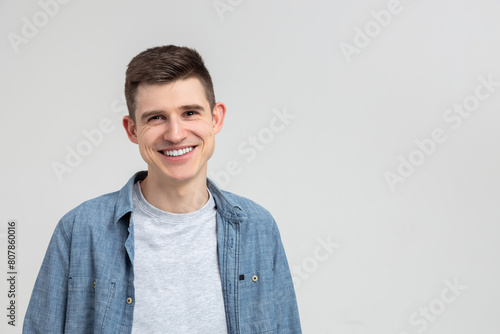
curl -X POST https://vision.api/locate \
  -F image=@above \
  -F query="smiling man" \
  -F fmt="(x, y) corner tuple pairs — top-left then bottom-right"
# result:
(23, 45), (302, 334)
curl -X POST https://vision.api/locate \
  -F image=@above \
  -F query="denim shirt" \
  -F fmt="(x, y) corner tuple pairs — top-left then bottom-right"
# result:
(23, 171), (302, 334)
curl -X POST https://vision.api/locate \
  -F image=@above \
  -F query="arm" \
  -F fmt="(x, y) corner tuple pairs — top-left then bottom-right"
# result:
(23, 221), (70, 333)
(273, 221), (302, 334)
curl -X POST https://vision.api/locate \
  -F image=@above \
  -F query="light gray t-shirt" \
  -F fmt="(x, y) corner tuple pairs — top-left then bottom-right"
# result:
(131, 181), (228, 334)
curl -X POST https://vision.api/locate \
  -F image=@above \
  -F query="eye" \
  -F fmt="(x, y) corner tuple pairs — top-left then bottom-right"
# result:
(186, 111), (197, 116)
(149, 115), (163, 121)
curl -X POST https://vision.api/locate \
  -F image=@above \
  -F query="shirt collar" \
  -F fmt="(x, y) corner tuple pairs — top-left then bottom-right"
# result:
(113, 171), (247, 226)
(114, 171), (147, 226)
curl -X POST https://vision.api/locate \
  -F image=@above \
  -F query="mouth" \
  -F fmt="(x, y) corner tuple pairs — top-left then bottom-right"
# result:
(160, 146), (196, 157)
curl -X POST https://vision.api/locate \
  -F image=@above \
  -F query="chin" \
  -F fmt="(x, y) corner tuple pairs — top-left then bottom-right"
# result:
(163, 171), (198, 184)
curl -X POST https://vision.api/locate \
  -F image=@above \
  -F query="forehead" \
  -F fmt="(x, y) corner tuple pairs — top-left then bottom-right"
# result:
(135, 77), (209, 111)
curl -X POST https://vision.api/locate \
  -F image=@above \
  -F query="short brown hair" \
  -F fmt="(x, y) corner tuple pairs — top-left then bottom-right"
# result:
(124, 45), (216, 121)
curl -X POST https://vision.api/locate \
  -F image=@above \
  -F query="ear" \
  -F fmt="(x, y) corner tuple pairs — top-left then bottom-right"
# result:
(212, 102), (226, 135)
(123, 115), (139, 144)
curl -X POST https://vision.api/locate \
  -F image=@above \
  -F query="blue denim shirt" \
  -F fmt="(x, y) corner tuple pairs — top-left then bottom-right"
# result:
(23, 171), (301, 333)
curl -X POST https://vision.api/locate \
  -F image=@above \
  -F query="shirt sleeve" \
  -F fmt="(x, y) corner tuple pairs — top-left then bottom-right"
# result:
(272, 220), (303, 334)
(23, 220), (71, 334)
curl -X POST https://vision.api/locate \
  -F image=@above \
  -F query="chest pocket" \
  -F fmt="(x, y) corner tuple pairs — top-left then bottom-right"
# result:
(64, 277), (116, 334)
(238, 269), (277, 334)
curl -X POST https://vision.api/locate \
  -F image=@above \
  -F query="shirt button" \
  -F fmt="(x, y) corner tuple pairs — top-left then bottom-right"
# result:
(252, 275), (258, 282)
(127, 297), (133, 304)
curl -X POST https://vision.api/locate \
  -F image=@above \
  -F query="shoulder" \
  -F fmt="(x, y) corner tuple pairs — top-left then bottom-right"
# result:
(216, 189), (279, 234)
(220, 189), (273, 218)
(58, 190), (121, 231)
(208, 179), (276, 225)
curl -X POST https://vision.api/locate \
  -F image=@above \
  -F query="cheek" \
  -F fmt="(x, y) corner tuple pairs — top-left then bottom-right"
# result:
(137, 127), (160, 147)
(192, 121), (215, 139)
(139, 125), (154, 136)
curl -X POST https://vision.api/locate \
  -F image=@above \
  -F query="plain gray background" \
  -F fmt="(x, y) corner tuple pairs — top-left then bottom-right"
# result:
(1, 0), (500, 333)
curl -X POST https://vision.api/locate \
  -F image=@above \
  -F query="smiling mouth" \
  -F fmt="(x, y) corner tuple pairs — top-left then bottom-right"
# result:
(161, 146), (195, 157)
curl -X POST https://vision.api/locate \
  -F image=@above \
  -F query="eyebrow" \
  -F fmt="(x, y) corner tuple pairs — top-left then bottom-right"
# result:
(140, 104), (206, 122)
(180, 104), (205, 111)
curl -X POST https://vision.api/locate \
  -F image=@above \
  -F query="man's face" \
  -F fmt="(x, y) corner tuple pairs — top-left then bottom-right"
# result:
(123, 77), (225, 185)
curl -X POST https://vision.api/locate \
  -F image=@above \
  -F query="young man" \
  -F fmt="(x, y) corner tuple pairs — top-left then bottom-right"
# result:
(23, 45), (301, 333)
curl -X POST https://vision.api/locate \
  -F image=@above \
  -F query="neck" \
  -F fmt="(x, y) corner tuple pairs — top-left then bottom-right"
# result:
(140, 172), (209, 214)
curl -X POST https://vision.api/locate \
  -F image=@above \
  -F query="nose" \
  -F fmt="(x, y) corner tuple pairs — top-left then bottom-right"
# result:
(163, 117), (186, 143)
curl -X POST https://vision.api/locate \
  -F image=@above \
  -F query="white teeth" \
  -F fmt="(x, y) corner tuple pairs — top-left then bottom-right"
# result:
(163, 146), (194, 157)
